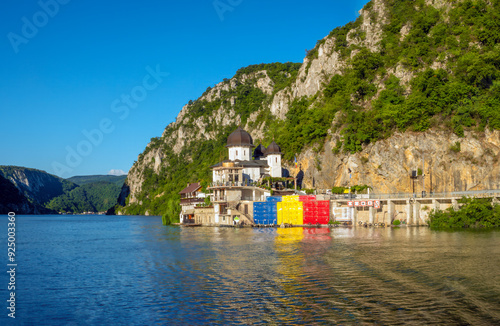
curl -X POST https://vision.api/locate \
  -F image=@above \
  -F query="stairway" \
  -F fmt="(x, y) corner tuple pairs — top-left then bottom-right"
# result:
(227, 200), (254, 225)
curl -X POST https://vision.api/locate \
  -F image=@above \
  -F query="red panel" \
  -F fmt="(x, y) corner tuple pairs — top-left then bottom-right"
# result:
(303, 201), (315, 208)
(317, 200), (330, 208)
(299, 195), (316, 202)
(303, 213), (315, 224)
(317, 215), (330, 224)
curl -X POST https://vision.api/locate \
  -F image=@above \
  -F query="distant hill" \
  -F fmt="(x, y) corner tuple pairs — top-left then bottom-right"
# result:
(0, 174), (55, 214)
(67, 175), (127, 187)
(0, 166), (78, 205)
(46, 181), (123, 213)
(0, 166), (126, 214)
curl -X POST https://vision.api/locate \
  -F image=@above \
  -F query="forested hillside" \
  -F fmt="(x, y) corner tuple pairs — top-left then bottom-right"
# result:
(68, 175), (127, 187)
(0, 166), (125, 214)
(116, 0), (500, 218)
(46, 181), (123, 213)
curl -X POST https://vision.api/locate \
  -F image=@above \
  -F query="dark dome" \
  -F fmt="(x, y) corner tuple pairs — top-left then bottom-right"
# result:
(227, 127), (254, 148)
(253, 144), (266, 159)
(265, 141), (281, 155)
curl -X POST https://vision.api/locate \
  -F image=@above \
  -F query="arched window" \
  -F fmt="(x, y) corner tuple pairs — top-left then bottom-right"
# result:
(276, 157), (277, 163)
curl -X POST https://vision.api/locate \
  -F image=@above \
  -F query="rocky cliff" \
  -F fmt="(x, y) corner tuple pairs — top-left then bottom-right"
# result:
(117, 0), (500, 216)
(0, 175), (54, 214)
(0, 166), (77, 206)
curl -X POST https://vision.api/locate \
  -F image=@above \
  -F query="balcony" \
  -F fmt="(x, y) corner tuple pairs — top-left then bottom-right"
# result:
(180, 198), (205, 205)
(209, 181), (253, 188)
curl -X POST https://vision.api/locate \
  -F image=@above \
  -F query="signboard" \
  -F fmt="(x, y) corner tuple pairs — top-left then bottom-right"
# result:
(347, 200), (381, 209)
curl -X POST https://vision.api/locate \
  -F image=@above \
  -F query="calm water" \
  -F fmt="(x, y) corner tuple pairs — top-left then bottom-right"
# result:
(1, 215), (500, 325)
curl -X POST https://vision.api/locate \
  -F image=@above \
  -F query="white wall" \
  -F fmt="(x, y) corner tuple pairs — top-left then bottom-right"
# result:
(242, 167), (260, 183)
(267, 154), (282, 177)
(213, 170), (221, 183)
(229, 146), (251, 161)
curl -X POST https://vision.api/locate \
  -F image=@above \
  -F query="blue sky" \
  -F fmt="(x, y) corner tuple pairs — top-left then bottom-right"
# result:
(0, 0), (369, 178)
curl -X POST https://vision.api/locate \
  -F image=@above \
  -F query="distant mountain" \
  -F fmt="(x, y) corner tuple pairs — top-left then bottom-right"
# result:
(0, 166), (126, 214)
(46, 181), (123, 213)
(0, 166), (78, 205)
(0, 174), (54, 214)
(67, 175), (127, 187)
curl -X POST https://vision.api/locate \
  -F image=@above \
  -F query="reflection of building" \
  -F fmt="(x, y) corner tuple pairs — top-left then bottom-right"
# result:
(179, 182), (206, 224)
(209, 127), (283, 226)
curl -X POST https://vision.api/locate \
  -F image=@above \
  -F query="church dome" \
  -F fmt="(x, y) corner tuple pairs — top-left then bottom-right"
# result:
(265, 141), (281, 155)
(226, 127), (254, 148)
(253, 144), (266, 159)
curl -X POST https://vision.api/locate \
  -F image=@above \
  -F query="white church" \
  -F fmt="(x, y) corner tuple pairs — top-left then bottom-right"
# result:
(211, 127), (282, 186)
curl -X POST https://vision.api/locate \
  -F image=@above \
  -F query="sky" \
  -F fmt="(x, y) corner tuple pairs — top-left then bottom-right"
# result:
(0, 0), (369, 178)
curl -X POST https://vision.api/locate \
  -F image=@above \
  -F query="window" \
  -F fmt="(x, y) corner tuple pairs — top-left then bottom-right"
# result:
(276, 157), (277, 163)
(236, 150), (238, 156)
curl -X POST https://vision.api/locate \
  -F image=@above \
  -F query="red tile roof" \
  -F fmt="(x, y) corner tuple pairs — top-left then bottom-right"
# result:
(179, 182), (202, 194)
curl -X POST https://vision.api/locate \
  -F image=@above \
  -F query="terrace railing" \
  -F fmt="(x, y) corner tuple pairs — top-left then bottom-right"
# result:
(330, 189), (500, 200)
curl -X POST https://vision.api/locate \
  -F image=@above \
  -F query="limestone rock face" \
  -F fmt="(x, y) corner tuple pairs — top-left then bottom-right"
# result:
(0, 167), (75, 206)
(0, 175), (42, 214)
(0, 170), (59, 214)
(290, 130), (500, 194)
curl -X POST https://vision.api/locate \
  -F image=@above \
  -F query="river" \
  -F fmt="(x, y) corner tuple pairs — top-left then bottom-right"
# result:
(1, 215), (500, 325)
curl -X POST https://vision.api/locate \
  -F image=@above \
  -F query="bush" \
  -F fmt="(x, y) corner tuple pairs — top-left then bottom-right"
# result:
(162, 212), (178, 225)
(428, 197), (500, 229)
(393, 219), (401, 226)
(331, 186), (347, 194)
(450, 141), (461, 153)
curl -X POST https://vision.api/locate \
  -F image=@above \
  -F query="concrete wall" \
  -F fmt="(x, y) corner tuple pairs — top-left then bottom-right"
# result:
(194, 207), (215, 225)
(331, 198), (458, 225)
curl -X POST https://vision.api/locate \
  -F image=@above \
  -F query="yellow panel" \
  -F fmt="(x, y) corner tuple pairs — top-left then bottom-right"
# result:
(277, 202), (283, 225)
(283, 203), (292, 224)
(297, 202), (304, 225)
(282, 195), (299, 202)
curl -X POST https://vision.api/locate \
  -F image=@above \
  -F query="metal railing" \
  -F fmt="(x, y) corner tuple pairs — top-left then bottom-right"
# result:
(210, 181), (252, 187)
(180, 198), (205, 204)
(331, 189), (500, 200)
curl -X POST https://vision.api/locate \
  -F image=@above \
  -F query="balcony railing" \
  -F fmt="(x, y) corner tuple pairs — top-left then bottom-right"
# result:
(180, 198), (205, 204)
(209, 181), (252, 187)
(330, 189), (500, 200)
